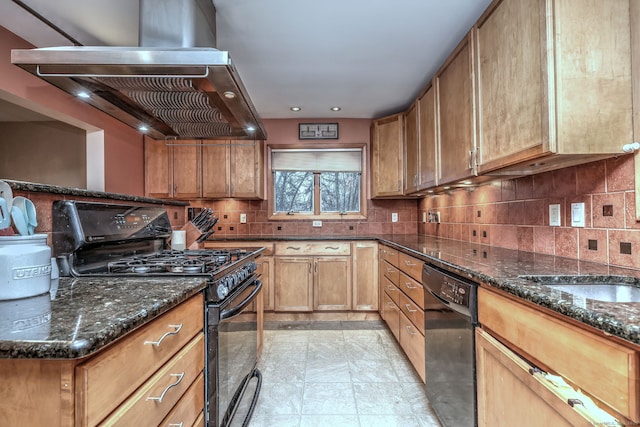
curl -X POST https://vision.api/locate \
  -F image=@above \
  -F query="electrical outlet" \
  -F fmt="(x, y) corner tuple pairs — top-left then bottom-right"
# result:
(312, 220), (322, 227)
(240, 213), (247, 223)
(391, 212), (398, 223)
(434, 211), (440, 223)
(422, 212), (427, 223)
(549, 204), (561, 226)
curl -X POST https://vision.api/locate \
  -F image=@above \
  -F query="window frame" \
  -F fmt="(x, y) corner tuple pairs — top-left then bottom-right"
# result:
(267, 143), (368, 220)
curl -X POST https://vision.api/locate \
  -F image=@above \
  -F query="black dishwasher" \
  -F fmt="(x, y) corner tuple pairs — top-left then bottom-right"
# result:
(423, 263), (478, 427)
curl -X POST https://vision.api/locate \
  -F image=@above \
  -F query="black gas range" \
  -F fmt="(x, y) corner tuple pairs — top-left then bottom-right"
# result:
(52, 200), (263, 302)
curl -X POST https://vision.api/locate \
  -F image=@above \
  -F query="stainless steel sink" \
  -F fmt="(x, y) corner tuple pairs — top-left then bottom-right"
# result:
(518, 275), (640, 303)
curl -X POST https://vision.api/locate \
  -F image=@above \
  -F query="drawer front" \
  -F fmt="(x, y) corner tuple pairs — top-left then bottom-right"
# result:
(205, 241), (274, 256)
(398, 252), (422, 281)
(398, 271), (424, 309)
(382, 275), (399, 305)
(160, 372), (204, 427)
(100, 333), (205, 426)
(399, 311), (425, 382)
(479, 287), (640, 422)
(382, 260), (399, 285)
(275, 241), (350, 256)
(382, 292), (400, 341)
(380, 245), (399, 266)
(77, 295), (204, 426)
(399, 291), (424, 332)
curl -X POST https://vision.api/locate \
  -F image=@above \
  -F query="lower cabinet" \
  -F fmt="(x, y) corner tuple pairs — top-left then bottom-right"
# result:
(274, 257), (314, 311)
(476, 328), (624, 427)
(399, 311), (425, 381)
(382, 291), (401, 341)
(314, 256), (352, 310)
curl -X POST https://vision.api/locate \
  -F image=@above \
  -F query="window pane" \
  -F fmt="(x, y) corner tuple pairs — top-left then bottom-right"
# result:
(274, 171), (314, 213)
(320, 172), (361, 212)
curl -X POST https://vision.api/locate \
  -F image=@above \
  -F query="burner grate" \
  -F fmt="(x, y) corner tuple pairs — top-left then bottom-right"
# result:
(106, 249), (249, 275)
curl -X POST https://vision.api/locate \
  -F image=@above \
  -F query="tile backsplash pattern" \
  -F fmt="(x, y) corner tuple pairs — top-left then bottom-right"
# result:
(418, 156), (640, 270)
(186, 198), (418, 237)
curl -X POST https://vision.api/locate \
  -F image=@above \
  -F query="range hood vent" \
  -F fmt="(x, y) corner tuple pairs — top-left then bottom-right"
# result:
(10, 0), (266, 140)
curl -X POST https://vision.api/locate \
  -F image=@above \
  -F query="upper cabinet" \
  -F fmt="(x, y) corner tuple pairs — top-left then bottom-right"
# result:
(371, 113), (404, 197)
(474, 0), (634, 175)
(417, 83), (438, 190)
(403, 102), (419, 194)
(145, 139), (265, 200)
(436, 34), (476, 185)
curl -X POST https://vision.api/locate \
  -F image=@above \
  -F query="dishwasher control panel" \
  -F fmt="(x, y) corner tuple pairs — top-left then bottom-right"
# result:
(440, 276), (471, 306)
(423, 263), (478, 321)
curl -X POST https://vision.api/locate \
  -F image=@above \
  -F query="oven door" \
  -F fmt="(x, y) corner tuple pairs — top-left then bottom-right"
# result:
(208, 277), (262, 427)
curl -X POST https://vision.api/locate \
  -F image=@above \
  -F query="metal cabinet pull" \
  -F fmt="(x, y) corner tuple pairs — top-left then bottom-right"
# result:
(404, 260), (416, 266)
(386, 285), (396, 291)
(168, 423), (184, 427)
(286, 246), (301, 250)
(144, 324), (183, 346)
(386, 268), (395, 273)
(325, 246), (339, 250)
(314, 261), (318, 273)
(405, 326), (417, 335)
(404, 282), (417, 289)
(146, 372), (185, 402)
(405, 304), (417, 313)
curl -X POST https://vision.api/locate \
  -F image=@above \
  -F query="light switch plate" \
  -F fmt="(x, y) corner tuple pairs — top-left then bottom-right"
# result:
(549, 204), (561, 226)
(571, 202), (586, 227)
(391, 212), (398, 223)
(240, 213), (247, 223)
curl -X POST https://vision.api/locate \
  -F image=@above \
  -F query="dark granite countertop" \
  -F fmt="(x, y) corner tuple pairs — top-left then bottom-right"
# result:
(5, 180), (188, 206)
(208, 234), (640, 346)
(0, 277), (206, 359)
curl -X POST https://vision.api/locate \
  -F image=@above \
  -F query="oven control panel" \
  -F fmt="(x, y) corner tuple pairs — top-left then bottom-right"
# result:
(216, 260), (258, 300)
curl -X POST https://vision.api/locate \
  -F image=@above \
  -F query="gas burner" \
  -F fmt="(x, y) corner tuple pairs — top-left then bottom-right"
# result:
(127, 260), (166, 274)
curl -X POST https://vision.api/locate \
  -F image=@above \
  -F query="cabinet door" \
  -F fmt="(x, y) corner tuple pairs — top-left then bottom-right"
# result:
(352, 241), (379, 311)
(258, 256), (274, 311)
(436, 34), (476, 185)
(371, 113), (404, 197)
(403, 102), (419, 194)
(202, 143), (229, 198)
(172, 140), (201, 199)
(417, 84), (437, 189)
(230, 140), (264, 199)
(399, 311), (425, 382)
(274, 257), (313, 311)
(476, 328), (598, 427)
(144, 137), (173, 198)
(382, 292), (400, 341)
(475, 0), (547, 172)
(314, 256), (351, 311)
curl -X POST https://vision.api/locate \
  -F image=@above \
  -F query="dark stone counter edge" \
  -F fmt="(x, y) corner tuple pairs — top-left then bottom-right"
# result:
(0, 283), (206, 360)
(208, 235), (640, 346)
(5, 180), (188, 206)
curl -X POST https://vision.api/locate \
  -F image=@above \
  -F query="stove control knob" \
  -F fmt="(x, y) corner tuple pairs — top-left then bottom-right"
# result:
(247, 261), (257, 273)
(217, 283), (229, 299)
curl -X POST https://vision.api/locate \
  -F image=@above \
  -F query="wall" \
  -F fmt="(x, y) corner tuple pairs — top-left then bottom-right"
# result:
(0, 121), (86, 188)
(419, 155), (640, 269)
(187, 118), (419, 236)
(0, 26), (145, 195)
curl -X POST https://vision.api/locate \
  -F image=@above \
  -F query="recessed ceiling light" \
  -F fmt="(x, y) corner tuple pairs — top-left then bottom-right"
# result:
(138, 125), (148, 132)
(223, 91), (237, 99)
(246, 126), (255, 132)
(462, 181), (472, 185)
(77, 91), (90, 99)
(290, 107), (301, 112)
(330, 106), (341, 112)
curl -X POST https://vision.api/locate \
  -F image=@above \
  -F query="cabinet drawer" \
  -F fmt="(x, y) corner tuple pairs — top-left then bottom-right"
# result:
(382, 260), (399, 284)
(398, 271), (424, 309)
(382, 292), (400, 341)
(100, 333), (205, 426)
(205, 241), (274, 256)
(399, 291), (424, 332)
(382, 275), (399, 305)
(479, 287), (640, 422)
(275, 242), (350, 256)
(398, 252), (422, 281)
(380, 246), (399, 266)
(160, 372), (204, 427)
(399, 311), (425, 382)
(77, 295), (204, 426)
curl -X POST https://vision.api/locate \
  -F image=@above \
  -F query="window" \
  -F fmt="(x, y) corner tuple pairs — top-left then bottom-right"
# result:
(269, 145), (366, 219)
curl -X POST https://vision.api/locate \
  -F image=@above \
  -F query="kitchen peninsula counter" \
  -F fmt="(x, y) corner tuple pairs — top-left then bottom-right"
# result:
(0, 277), (206, 359)
(208, 234), (640, 346)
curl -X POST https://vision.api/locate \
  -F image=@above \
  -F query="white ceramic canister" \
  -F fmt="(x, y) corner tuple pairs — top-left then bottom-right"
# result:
(0, 234), (51, 300)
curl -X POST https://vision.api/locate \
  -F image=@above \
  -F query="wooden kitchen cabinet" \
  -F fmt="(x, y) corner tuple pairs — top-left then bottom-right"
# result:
(352, 241), (379, 311)
(417, 83), (437, 190)
(478, 286), (640, 423)
(404, 101), (419, 194)
(476, 328), (619, 427)
(436, 34), (475, 185)
(172, 140), (202, 199)
(274, 257), (314, 311)
(202, 140), (265, 199)
(371, 113), (404, 197)
(144, 136), (172, 199)
(144, 138), (201, 199)
(314, 256), (352, 310)
(474, 0), (634, 175)
(0, 294), (205, 427)
(382, 292), (401, 341)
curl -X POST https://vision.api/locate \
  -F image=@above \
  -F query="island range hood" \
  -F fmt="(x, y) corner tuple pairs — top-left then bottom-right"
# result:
(11, 0), (267, 141)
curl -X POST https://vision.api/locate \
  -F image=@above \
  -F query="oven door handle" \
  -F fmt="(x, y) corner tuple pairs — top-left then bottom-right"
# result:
(220, 280), (262, 321)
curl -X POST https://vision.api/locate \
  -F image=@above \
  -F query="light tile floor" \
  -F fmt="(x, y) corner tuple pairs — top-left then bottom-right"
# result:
(249, 321), (442, 427)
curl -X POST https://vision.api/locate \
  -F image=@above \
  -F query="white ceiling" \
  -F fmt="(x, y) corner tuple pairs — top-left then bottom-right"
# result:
(0, 0), (492, 120)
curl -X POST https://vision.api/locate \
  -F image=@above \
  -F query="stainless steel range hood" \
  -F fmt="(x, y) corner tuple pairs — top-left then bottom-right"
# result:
(10, 0), (266, 141)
